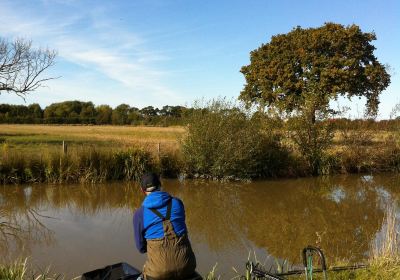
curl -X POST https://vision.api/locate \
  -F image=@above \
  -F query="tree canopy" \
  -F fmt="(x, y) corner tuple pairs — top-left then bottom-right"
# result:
(239, 23), (390, 118)
(0, 100), (191, 125)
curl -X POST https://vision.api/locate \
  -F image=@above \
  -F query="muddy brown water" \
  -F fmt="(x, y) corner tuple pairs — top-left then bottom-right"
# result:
(0, 174), (399, 278)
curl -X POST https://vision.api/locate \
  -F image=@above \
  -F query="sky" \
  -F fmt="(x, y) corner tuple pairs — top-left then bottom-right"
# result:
(0, 0), (399, 118)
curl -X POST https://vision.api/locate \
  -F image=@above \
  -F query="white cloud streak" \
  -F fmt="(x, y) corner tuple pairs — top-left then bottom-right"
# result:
(0, 0), (182, 106)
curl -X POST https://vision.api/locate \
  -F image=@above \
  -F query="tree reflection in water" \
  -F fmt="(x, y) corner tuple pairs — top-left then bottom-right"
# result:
(166, 175), (400, 266)
(0, 186), (54, 257)
(0, 183), (143, 258)
(0, 174), (399, 276)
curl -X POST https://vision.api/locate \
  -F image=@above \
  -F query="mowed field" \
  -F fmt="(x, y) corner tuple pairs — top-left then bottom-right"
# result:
(0, 124), (185, 154)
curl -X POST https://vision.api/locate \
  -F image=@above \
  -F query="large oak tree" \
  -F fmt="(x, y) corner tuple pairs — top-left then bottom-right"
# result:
(240, 23), (390, 120)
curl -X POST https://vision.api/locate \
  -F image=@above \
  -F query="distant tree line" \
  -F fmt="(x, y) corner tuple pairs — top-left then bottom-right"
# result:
(0, 101), (193, 126)
(0, 100), (399, 128)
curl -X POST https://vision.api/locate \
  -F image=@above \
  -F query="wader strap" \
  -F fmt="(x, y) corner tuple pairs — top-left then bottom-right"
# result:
(149, 200), (172, 221)
(165, 199), (172, 220)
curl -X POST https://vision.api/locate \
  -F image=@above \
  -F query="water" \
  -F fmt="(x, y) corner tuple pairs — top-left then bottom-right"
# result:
(0, 174), (399, 278)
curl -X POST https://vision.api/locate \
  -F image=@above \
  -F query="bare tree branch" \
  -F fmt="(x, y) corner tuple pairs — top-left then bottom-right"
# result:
(0, 37), (57, 98)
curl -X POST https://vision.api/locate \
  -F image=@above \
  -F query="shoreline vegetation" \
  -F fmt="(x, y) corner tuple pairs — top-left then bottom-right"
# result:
(1, 99), (400, 184)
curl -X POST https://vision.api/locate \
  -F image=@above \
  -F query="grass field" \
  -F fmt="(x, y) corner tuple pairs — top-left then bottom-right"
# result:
(0, 124), (185, 154)
(0, 123), (398, 159)
(0, 124), (399, 183)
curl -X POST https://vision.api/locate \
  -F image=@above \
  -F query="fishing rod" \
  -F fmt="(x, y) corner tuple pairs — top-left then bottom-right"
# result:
(246, 262), (285, 280)
(273, 264), (368, 277)
(249, 264), (368, 279)
(247, 246), (368, 280)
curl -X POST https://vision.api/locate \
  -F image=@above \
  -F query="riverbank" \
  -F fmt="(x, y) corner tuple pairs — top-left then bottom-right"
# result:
(1, 256), (399, 280)
(1, 143), (399, 184)
(1, 124), (400, 183)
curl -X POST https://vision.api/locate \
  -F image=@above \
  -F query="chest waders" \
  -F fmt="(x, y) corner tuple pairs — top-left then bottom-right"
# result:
(143, 200), (196, 280)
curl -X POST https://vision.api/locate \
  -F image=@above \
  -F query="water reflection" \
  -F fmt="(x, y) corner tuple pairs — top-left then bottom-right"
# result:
(0, 185), (54, 256)
(170, 175), (394, 265)
(0, 174), (399, 277)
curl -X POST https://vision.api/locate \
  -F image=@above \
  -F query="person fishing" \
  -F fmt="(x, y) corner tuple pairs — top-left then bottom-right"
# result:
(133, 172), (197, 280)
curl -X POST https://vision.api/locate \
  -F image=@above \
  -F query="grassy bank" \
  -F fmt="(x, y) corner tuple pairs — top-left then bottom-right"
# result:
(0, 146), (183, 184)
(0, 124), (184, 184)
(1, 119), (400, 183)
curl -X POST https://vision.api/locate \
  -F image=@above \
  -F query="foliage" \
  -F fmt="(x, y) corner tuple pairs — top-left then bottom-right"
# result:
(159, 149), (183, 178)
(181, 99), (288, 179)
(339, 118), (376, 173)
(0, 101), (190, 126)
(44, 101), (96, 124)
(287, 100), (336, 175)
(112, 103), (131, 125)
(240, 23), (390, 118)
(0, 103), (44, 124)
(95, 104), (113, 124)
(240, 23), (391, 174)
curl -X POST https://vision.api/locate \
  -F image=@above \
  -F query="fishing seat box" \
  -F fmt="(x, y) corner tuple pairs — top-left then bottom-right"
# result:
(81, 262), (202, 280)
(81, 262), (141, 280)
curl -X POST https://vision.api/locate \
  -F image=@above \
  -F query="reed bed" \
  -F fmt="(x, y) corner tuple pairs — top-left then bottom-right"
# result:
(0, 146), (173, 184)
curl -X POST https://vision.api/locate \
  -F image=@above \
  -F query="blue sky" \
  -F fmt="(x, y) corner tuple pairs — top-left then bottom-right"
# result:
(0, 0), (399, 118)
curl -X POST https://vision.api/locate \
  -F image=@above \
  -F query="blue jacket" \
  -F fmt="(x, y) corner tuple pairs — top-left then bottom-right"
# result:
(133, 191), (188, 253)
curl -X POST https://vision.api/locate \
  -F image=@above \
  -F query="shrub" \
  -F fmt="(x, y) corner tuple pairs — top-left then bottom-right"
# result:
(286, 105), (335, 176)
(159, 149), (183, 178)
(181, 99), (288, 179)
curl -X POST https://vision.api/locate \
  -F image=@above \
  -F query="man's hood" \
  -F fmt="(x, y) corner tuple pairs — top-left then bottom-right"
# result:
(142, 191), (171, 209)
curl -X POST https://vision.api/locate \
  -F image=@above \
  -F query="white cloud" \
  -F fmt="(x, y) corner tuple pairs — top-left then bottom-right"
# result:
(0, 0), (182, 106)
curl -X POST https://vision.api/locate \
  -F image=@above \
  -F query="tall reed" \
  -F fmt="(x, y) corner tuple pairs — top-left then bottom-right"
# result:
(0, 146), (158, 184)
(0, 259), (61, 280)
(0, 259), (27, 280)
(371, 205), (400, 261)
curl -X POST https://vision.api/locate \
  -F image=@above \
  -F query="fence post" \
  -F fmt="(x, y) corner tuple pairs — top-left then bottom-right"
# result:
(62, 141), (68, 154)
(157, 142), (161, 159)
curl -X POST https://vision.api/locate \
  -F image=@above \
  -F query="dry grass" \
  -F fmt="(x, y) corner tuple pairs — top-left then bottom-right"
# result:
(1, 124), (399, 179)
(0, 124), (184, 142)
(0, 124), (185, 155)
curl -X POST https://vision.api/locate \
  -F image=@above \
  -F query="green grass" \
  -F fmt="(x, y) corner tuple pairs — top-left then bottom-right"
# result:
(203, 257), (400, 280)
(0, 259), (61, 280)
(0, 259), (27, 280)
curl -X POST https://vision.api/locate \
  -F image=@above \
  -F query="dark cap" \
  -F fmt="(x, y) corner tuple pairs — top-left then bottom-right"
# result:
(140, 172), (161, 192)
